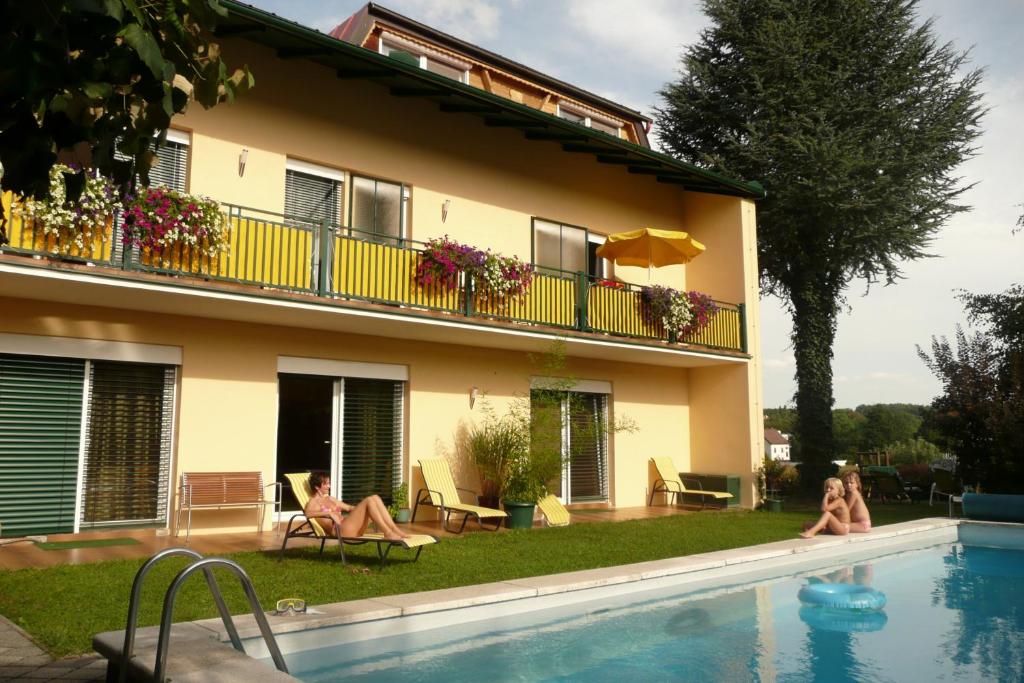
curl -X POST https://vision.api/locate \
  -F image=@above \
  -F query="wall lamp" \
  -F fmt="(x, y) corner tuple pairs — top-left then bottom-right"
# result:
(238, 148), (249, 177)
(470, 386), (479, 409)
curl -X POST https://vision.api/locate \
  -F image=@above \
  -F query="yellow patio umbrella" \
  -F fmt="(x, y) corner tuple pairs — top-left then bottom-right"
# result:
(595, 228), (705, 279)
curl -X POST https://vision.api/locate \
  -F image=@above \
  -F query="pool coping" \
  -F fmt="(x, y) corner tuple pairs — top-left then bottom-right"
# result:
(93, 516), (984, 680)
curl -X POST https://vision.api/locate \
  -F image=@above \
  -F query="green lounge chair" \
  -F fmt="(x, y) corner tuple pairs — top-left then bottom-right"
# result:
(278, 472), (437, 567)
(648, 457), (732, 508)
(413, 458), (507, 532)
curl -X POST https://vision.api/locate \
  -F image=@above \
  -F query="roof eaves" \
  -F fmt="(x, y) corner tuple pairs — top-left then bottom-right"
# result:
(361, 2), (652, 124)
(220, 1), (765, 200)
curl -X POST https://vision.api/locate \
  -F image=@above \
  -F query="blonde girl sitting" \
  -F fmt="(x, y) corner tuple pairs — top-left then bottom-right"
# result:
(800, 477), (851, 538)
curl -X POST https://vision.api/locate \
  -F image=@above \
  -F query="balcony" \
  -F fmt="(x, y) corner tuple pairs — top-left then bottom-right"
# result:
(0, 201), (747, 357)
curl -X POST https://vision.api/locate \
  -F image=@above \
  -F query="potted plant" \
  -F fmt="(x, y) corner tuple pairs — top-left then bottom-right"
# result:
(121, 186), (227, 270)
(499, 391), (564, 529)
(466, 412), (522, 509)
(14, 164), (120, 259)
(387, 482), (411, 523)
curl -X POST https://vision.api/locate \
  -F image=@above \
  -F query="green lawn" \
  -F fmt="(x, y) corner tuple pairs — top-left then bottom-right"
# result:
(0, 502), (940, 658)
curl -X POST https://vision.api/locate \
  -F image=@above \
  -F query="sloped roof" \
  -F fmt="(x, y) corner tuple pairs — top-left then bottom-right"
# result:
(328, 3), (652, 143)
(764, 428), (790, 445)
(217, 1), (765, 199)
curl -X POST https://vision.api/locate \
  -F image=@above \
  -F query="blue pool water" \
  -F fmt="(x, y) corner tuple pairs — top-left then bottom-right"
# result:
(287, 530), (1024, 682)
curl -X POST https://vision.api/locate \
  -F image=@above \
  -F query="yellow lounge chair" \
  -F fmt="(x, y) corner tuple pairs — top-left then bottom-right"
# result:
(278, 472), (437, 568)
(537, 494), (571, 527)
(413, 458), (507, 533)
(648, 457), (733, 508)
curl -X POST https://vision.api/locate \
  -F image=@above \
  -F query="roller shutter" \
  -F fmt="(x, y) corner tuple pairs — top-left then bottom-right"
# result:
(0, 354), (85, 535)
(340, 378), (403, 505)
(79, 362), (175, 528)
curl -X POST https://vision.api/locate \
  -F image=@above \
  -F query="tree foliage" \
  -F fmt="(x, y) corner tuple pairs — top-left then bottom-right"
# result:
(919, 284), (1024, 491)
(656, 0), (984, 482)
(855, 403), (923, 452)
(0, 0), (253, 242)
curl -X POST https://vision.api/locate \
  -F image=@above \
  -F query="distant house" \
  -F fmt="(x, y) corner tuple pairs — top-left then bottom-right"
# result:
(764, 429), (791, 461)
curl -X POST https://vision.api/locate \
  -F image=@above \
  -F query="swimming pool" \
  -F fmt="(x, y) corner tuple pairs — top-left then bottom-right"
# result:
(271, 523), (1024, 682)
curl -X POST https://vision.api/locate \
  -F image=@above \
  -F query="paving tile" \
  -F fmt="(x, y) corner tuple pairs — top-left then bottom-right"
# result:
(373, 580), (537, 615)
(0, 664), (37, 677)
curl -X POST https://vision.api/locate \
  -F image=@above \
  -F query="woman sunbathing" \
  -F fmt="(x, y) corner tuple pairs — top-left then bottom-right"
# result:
(305, 471), (409, 542)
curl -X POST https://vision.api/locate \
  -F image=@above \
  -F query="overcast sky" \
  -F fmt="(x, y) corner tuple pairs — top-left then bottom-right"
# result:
(248, 0), (1024, 409)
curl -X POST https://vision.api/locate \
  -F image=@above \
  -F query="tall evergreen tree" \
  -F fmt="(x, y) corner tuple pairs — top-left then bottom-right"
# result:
(656, 0), (984, 482)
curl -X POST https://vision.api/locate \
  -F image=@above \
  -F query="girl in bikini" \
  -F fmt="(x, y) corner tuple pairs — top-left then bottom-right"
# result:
(843, 471), (872, 532)
(799, 477), (851, 538)
(304, 471), (409, 542)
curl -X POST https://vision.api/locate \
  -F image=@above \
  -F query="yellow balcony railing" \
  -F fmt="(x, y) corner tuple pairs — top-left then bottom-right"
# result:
(0, 198), (747, 353)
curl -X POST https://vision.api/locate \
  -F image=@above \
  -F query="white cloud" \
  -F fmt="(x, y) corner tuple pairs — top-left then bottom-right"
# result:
(763, 356), (794, 370)
(392, 0), (505, 42)
(564, 0), (703, 71)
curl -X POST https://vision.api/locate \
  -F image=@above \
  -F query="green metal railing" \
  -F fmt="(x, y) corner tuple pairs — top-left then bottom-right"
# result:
(0, 198), (747, 353)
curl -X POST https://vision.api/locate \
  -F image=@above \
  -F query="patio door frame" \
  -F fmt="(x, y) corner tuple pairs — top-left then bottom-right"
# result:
(274, 356), (408, 522)
(531, 377), (612, 505)
(0, 333), (181, 534)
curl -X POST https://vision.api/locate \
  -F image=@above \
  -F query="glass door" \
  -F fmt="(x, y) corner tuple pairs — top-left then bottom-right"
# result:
(276, 374), (338, 512)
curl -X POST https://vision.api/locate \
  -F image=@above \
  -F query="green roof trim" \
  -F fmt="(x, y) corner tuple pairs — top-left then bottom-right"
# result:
(220, 1), (766, 199)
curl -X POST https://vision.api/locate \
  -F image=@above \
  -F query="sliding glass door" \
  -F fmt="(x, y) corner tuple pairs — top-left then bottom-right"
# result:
(276, 374), (404, 511)
(530, 389), (609, 504)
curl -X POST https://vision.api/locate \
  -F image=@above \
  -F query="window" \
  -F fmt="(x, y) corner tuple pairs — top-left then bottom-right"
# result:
(117, 130), (189, 191)
(276, 372), (404, 510)
(284, 160), (344, 229)
(0, 353), (176, 534)
(533, 219), (588, 275)
(380, 35), (469, 84)
(341, 378), (403, 504)
(557, 109), (586, 124)
(0, 354), (84, 535)
(80, 361), (175, 528)
(587, 237), (606, 279)
(556, 104), (623, 138)
(425, 58), (466, 82)
(351, 175), (404, 244)
(531, 389), (610, 504)
(148, 131), (190, 191)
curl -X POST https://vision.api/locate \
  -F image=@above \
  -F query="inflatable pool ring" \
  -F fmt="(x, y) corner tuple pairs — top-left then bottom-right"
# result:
(798, 583), (887, 611)
(799, 605), (888, 633)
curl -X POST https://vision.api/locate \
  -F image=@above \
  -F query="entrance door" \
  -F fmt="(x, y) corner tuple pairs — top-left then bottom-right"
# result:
(276, 374), (335, 510)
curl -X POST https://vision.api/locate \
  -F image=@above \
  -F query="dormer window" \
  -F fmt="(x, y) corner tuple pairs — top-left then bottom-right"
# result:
(556, 102), (623, 138)
(379, 30), (471, 84)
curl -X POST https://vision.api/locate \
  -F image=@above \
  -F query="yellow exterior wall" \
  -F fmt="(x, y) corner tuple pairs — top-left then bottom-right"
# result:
(0, 33), (765, 530)
(684, 198), (764, 506)
(175, 40), (689, 290)
(0, 296), (697, 532)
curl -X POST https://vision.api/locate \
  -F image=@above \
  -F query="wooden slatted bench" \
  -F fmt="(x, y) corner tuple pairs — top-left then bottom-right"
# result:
(175, 471), (280, 542)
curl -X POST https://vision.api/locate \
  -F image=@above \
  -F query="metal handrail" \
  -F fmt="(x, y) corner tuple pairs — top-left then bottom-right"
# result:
(152, 556), (289, 682)
(119, 547), (244, 683)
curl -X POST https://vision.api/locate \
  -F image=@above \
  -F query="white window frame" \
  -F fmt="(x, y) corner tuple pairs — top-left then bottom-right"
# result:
(163, 129), (191, 146)
(379, 31), (471, 84)
(555, 103), (624, 139)
(274, 358), (407, 520)
(285, 158), (346, 183)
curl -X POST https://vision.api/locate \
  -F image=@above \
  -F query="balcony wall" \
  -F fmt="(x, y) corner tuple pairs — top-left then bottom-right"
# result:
(0, 199), (746, 353)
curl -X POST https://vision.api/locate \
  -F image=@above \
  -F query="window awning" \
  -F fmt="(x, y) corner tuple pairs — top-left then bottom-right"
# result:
(219, 1), (766, 200)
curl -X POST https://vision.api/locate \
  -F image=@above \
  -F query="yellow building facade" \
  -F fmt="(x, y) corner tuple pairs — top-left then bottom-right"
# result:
(0, 3), (765, 536)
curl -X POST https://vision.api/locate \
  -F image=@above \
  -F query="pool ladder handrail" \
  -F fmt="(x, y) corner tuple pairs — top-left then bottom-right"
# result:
(119, 547), (288, 683)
